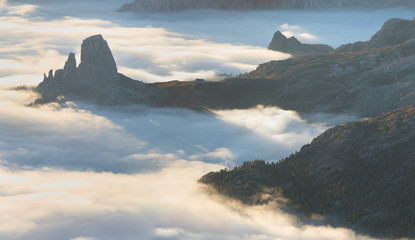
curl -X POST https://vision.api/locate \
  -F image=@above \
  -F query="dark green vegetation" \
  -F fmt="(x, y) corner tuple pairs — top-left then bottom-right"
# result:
(200, 105), (415, 238)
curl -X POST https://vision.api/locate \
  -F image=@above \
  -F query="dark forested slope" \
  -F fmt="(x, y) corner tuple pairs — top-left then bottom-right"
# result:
(200, 105), (415, 238)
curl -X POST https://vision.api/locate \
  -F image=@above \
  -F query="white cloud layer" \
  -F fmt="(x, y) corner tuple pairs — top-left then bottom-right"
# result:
(0, 88), (325, 171)
(0, 6), (290, 85)
(0, 162), (376, 240)
(1, 1), (413, 239)
(213, 105), (326, 147)
(0, 87), (363, 239)
(2, 0), (414, 86)
(280, 23), (318, 41)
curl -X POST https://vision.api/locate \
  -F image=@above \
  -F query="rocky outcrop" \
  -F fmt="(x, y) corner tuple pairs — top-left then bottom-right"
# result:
(79, 35), (117, 75)
(268, 31), (333, 57)
(120, 0), (415, 12)
(336, 18), (415, 52)
(36, 34), (154, 105)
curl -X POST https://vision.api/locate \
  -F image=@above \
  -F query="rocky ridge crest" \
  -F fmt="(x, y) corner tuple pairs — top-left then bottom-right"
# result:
(336, 18), (415, 53)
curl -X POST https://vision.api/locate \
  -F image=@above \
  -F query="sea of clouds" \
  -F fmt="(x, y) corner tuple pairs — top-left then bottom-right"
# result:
(1, 0), (414, 239)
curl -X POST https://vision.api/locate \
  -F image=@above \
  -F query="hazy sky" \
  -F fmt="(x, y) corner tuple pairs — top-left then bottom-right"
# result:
(1, 0), (414, 239)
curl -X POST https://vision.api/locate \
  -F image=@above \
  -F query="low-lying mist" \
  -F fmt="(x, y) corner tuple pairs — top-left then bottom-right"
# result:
(1, 0), (410, 239)
(0, 161), (376, 240)
(0, 89), (372, 240)
(0, 88), (326, 172)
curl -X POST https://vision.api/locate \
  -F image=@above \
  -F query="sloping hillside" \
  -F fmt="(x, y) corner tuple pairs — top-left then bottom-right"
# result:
(200, 105), (415, 238)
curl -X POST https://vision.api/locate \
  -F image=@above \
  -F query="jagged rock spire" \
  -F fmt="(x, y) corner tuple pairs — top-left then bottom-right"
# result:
(79, 34), (117, 74)
(64, 52), (76, 73)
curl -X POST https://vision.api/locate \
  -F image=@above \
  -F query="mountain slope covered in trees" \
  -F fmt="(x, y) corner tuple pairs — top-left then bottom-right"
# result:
(200, 105), (415, 238)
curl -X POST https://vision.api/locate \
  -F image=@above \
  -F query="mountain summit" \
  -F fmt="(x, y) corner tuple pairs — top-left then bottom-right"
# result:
(38, 34), (118, 92)
(79, 34), (117, 75)
(36, 34), (152, 105)
(268, 31), (333, 57)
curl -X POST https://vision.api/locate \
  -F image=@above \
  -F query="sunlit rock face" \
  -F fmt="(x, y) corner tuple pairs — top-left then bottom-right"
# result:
(268, 31), (333, 57)
(120, 0), (415, 12)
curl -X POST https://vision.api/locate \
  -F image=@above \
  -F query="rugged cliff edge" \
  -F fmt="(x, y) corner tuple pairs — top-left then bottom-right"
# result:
(268, 31), (333, 57)
(120, 0), (415, 12)
(199, 105), (415, 238)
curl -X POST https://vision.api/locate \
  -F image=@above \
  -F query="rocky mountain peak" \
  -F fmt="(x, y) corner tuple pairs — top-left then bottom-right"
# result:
(79, 34), (117, 74)
(64, 52), (77, 73)
(35, 34), (151, 106)
(272, 31), (287, 40)
(268, 31), (333, 57)
(37, 35), (120, 96)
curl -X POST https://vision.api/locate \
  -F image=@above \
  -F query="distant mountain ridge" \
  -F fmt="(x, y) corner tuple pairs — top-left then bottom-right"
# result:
(120, 0), (415, 12)
(336, 17), (415, 53)
(35, 18), (415, 120)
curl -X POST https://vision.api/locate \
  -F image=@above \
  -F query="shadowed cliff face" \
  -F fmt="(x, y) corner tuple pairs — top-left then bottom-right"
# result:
(80, 34), (118, 75)
(120, 0), (415, 12)
(38, 34), (118, 90)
